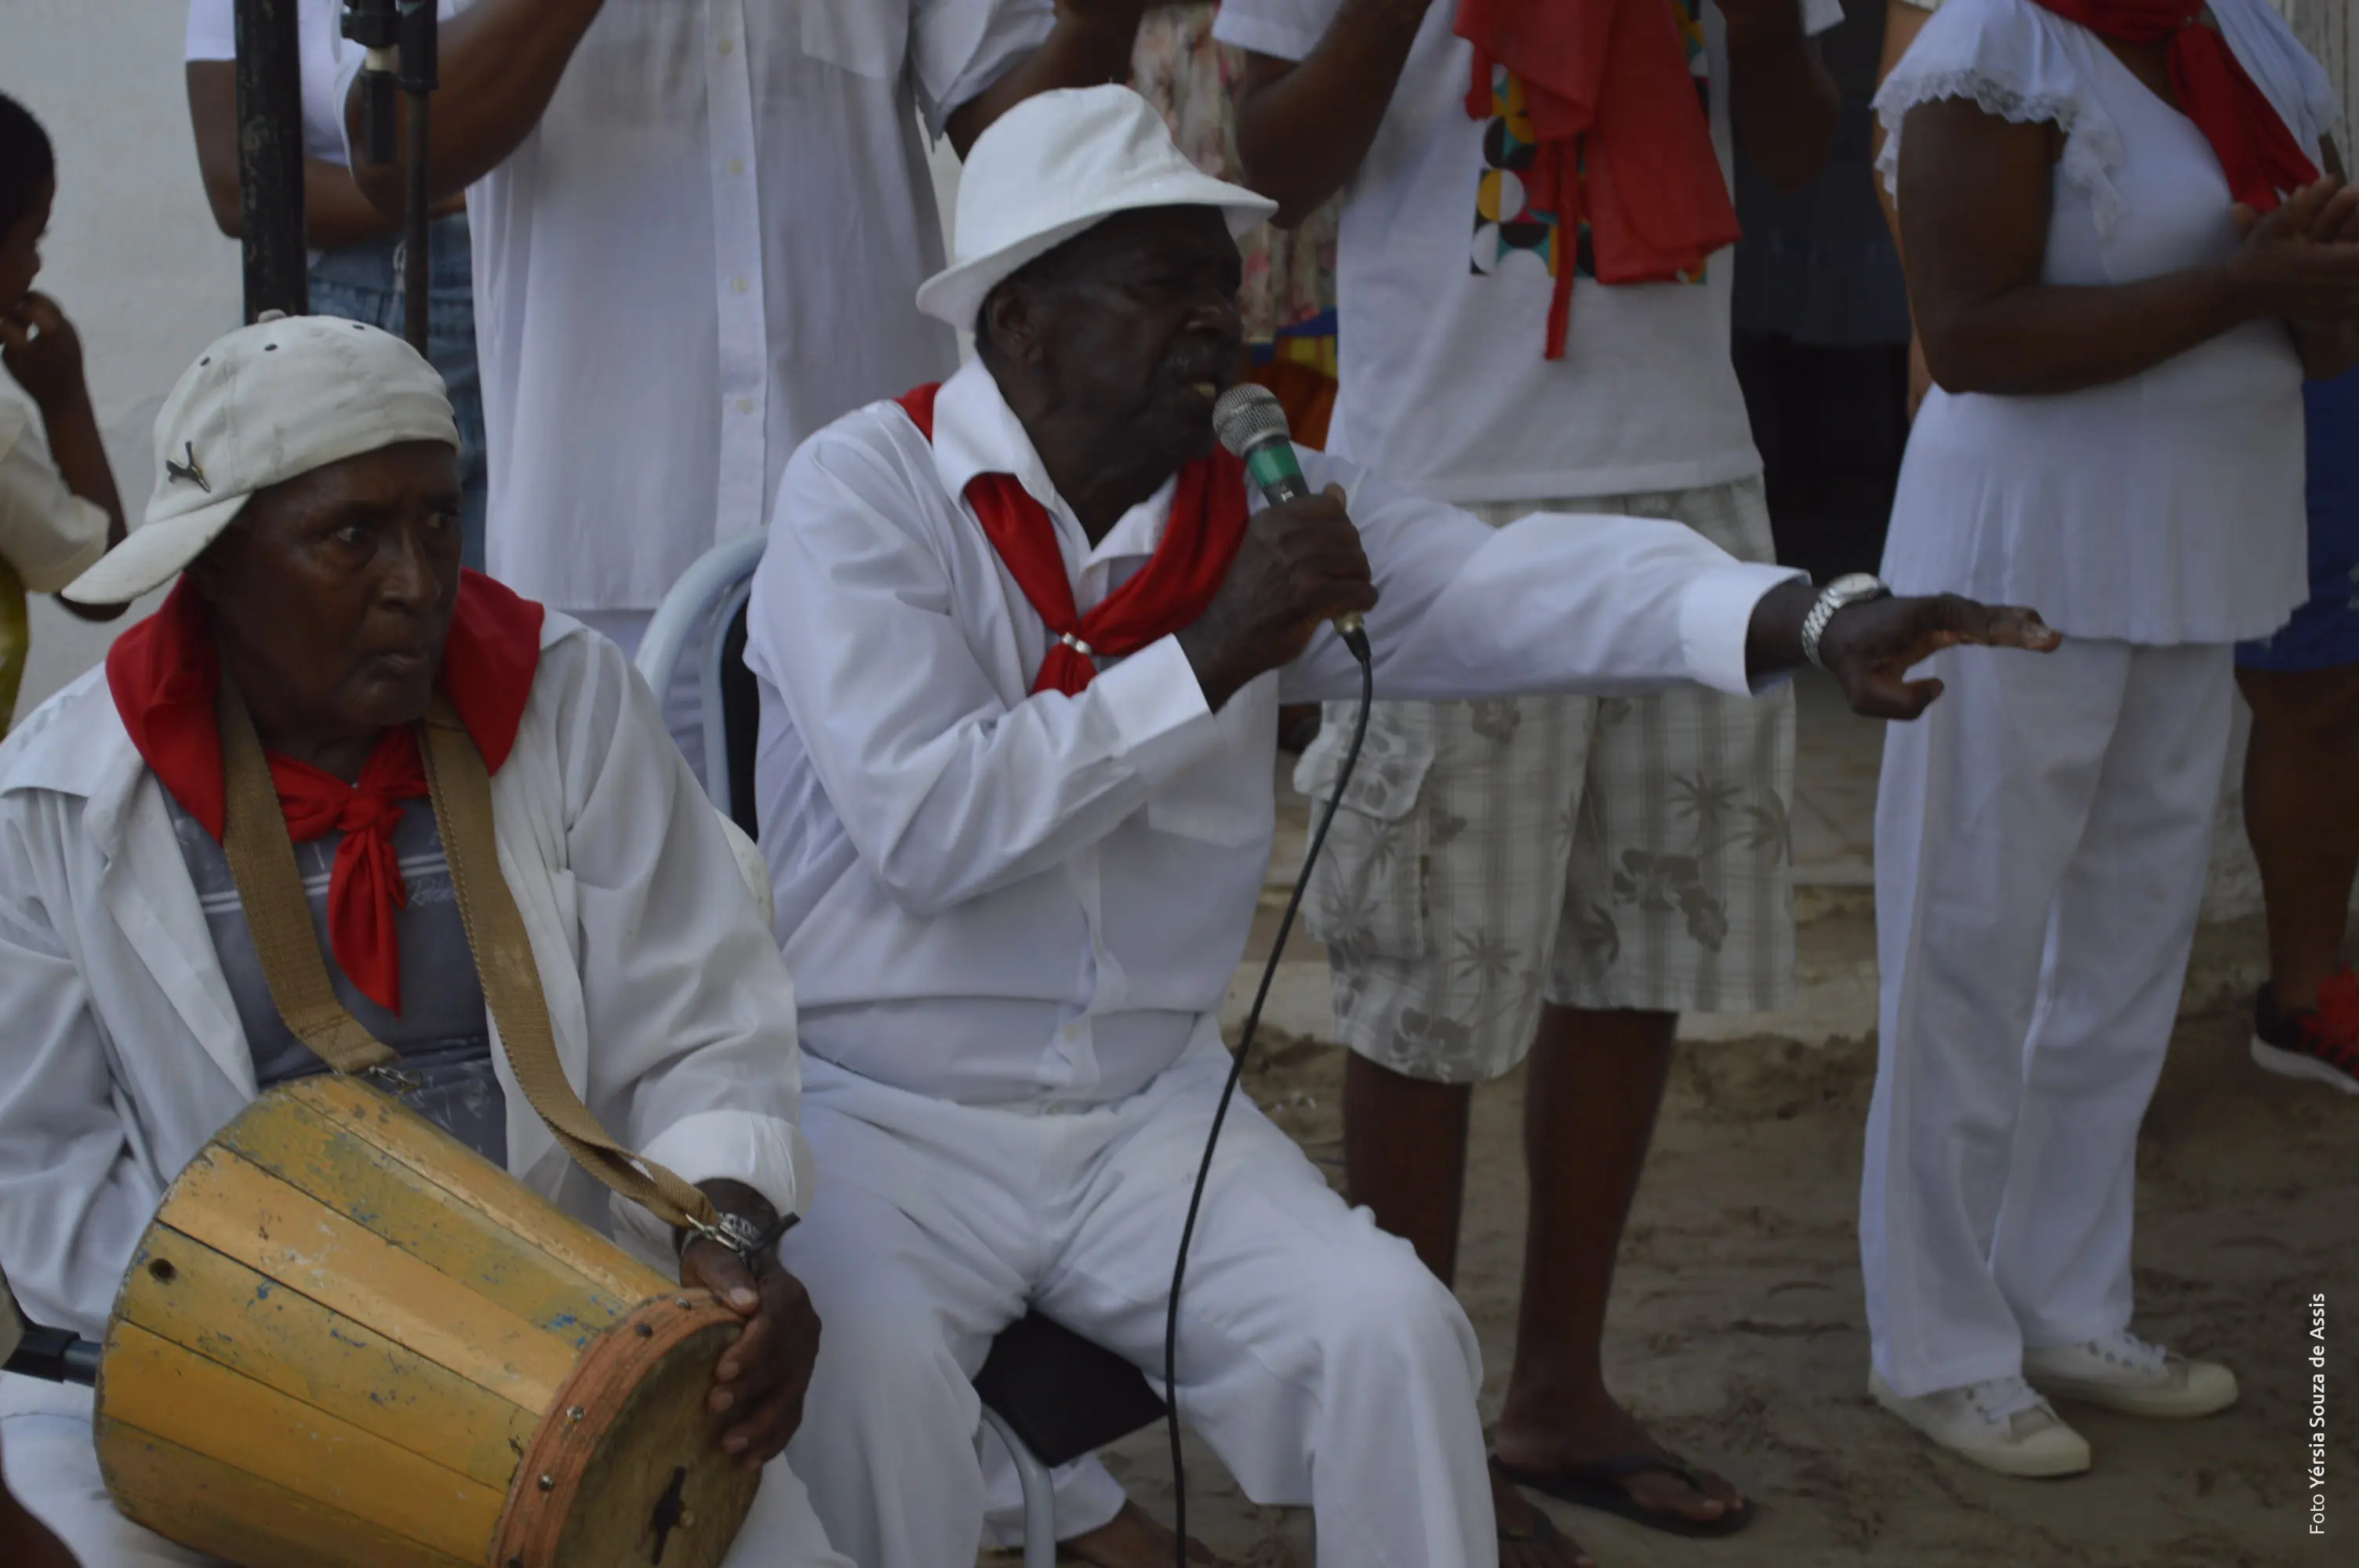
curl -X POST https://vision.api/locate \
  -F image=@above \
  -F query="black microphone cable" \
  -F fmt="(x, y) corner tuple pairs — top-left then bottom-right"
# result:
(1165, 622), (1373, 1565)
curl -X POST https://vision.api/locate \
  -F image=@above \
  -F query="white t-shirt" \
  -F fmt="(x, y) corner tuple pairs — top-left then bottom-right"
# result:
(1874, 0), (2337, 642)
(185, 0), (354, 167)
(1215, 0), (1843, 505)
(0, 373), (111, 596)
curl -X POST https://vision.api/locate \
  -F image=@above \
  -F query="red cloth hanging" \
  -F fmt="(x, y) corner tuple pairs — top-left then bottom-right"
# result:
(1456, 0), (1743, 359)
(2030, 1), (2316, 212)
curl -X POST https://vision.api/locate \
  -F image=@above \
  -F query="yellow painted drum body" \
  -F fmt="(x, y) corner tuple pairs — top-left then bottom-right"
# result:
(93, 1076), (758, 1568)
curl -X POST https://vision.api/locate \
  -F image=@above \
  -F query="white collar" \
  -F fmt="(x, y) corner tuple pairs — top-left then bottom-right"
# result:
(927, 359), (1179, 569)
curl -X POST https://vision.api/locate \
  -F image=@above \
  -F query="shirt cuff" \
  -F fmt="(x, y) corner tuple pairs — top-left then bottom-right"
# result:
(1094, 633), (1222, 788)
(1678, 562), (1810, 696)
(610, 1109), (818, 1257)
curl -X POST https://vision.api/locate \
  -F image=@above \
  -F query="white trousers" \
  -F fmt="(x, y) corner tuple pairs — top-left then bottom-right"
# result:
(572, 608), (708, 789)
(1862, 640), (2235, 1397)
(780, 1039), (1496, 1568)
(0, 1388), (850, 1567)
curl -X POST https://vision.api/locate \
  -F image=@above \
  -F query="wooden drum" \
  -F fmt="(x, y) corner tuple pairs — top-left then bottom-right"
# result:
(91, 1076), (759, 1568)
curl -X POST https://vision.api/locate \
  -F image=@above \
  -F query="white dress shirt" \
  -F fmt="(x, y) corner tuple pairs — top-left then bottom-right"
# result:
(335, 0), (1054, 613)
(745, 360), (1801, 1107)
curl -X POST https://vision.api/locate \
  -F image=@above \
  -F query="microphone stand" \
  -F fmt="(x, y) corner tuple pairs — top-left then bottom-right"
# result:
(398, 1), (438, 357)
(342, 0), (439, 356)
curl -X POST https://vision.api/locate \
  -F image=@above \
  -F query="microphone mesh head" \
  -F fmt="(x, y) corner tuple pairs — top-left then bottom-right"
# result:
(1212, 383), (1291, 458)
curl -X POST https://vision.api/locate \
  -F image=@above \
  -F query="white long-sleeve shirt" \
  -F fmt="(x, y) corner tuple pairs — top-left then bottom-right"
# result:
(333, 0), (1054, 613)
(745, 361), (1801, 1107)
(0, 617), (813, 1374)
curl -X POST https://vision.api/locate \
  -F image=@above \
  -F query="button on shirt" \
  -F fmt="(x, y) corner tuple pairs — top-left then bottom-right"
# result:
(746, 359), (1801, 1106)
(335, 0), (1056, 613)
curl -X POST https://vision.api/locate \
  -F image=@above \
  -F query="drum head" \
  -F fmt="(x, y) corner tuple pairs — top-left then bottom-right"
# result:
(491, 1293), (761, 1568)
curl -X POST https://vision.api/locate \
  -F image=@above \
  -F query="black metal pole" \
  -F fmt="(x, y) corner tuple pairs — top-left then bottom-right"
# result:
(403, 94), (430, 354)
(398, 0), (438, 356)
(232, 0), (307, 321)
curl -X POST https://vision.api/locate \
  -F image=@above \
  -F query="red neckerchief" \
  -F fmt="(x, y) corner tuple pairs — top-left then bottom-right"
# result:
(107, 571), (545, 1015)
(898, 383), (1252, 695)
(2031, 2), (2316, 211)
(1455, 0), (1742, 360)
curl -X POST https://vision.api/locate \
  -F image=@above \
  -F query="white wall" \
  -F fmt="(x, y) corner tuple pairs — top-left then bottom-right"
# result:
(2, 0), (241, 706)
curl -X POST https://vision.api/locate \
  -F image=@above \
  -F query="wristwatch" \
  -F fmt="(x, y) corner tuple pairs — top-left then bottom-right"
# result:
(692, 1209), (799, 1267)
(1801, 573), (1890, 671)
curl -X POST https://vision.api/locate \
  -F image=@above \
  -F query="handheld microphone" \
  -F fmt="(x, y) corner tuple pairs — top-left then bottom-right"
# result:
(1212, 383), (1369, 656)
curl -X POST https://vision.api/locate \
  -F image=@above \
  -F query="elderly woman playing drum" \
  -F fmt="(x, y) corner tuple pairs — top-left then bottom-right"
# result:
(0, 318), (849, 1568)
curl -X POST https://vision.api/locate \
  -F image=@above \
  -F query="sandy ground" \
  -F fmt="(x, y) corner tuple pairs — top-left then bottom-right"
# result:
(1040, 897), (2357, 1568)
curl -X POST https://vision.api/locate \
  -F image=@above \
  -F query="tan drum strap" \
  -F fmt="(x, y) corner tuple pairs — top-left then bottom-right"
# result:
(416, 695), (720, 1236)
(216, 677), (401, 1079)
(213, 679), (721, 1236)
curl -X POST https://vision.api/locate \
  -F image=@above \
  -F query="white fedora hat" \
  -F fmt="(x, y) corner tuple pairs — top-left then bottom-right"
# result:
(64, 313), (457, 605)
(915, 85), (1277, 330)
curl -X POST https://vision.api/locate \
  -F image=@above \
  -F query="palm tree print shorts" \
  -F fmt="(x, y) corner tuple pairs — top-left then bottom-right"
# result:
(1294, 478), (1797, 1084)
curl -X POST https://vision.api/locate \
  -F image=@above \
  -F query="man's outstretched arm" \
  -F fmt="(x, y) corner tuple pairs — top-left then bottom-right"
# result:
(1271, 466), (2058, 713)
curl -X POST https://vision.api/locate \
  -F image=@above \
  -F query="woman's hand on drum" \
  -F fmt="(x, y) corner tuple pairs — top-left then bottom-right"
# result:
(678, 1181), (823, 1471)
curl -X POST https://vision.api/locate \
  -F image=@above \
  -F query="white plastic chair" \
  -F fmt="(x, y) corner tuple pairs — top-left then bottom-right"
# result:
(634, 530), (769, 829)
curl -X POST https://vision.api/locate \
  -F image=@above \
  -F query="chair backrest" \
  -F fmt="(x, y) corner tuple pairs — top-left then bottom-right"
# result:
(634, 532), (769, 833)
(718, 601), (761, 840)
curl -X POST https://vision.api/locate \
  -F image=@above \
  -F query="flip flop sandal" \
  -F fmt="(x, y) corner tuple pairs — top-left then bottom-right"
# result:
(1499, 1504), (1594, 1566)
(1496, 1453), (1757, 1539)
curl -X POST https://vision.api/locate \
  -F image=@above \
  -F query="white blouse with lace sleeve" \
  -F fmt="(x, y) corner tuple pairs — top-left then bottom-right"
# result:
(1874, 0), (2334, 643)
(1876, 0), (2335, 238)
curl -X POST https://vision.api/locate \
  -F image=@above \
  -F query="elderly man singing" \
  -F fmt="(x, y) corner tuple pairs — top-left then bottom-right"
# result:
(750, 86), (2058, 1567)
(0, 318), (846, 1566)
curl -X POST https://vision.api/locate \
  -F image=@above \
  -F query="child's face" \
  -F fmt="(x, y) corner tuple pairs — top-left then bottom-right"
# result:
(0, 181), (52, 319)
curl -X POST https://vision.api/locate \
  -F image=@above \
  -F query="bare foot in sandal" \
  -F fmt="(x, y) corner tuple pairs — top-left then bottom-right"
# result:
(1495, 1391), (1751, 1537)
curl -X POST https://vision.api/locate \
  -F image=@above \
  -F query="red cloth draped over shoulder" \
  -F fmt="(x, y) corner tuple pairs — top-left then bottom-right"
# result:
(2030, 1), (2316, 212)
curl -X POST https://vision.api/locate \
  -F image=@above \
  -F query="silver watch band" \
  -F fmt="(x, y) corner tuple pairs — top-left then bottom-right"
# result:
(1801, 574), (1888, 671)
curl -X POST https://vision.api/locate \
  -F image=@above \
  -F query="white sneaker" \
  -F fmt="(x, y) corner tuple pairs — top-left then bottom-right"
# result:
(1870, 1371), (2092, 1477)
(2024, 1330), (2239, 1418)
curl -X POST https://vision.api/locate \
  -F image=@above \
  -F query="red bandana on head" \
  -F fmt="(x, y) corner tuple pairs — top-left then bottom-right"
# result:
(897, 383), (1252, 695)
(106, 570), (545, 1016)
(2030, 2), (2317, 212)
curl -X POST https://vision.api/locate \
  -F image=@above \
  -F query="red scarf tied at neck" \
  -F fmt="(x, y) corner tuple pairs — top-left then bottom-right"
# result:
(2031, 1), (2316, 212)
(898, 383), (1252, 695)
(107, 571), (545, 1016)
